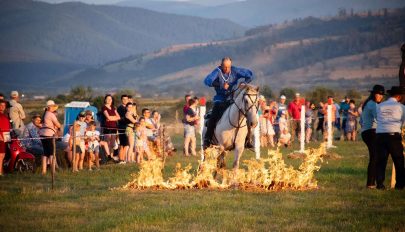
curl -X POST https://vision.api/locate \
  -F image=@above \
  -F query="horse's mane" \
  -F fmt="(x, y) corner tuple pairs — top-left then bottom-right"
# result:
(232, 84), (259, 100)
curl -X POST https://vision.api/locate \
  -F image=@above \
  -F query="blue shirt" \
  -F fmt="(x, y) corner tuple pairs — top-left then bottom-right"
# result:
(204, 66), (253, 103)
(360, 100), (377, 132)
(340, 102), (350, 118)
(376, 98), (405, 133)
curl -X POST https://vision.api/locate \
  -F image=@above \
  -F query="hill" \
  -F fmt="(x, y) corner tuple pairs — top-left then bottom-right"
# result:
(0, 0), (244, 65)
(46, 9), (403, 97)
(117, 0), (405, 27)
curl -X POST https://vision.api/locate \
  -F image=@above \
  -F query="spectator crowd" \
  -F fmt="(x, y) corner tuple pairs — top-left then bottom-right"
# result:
(0, 87), (403, 190)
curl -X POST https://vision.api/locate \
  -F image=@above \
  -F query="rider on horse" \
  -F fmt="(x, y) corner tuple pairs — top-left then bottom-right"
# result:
(203, 57), (254, 149)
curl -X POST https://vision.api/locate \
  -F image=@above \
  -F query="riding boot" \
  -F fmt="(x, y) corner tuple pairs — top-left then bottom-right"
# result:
(245, 128), (254, 149)
(204, 117), (215, 149)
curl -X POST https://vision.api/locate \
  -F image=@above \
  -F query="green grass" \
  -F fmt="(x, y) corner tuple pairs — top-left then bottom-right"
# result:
(0, 136), (404, 231)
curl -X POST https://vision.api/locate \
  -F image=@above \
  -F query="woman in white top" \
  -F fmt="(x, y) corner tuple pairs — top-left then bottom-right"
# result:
(39, 100), (61, 175)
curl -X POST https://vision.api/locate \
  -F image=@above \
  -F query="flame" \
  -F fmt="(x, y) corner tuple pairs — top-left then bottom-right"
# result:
(121, 143), (327, 191)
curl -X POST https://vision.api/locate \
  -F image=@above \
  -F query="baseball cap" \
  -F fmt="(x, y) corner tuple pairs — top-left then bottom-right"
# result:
(295, 93), (300, 97)
(280, 95), (286, 99)
(79, 111), (86, 117)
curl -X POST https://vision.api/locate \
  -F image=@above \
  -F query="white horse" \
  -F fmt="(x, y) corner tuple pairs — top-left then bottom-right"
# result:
(205, 84), (259, 169)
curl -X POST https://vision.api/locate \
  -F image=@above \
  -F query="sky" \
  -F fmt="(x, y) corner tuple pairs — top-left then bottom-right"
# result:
(39, 0), (238, 4)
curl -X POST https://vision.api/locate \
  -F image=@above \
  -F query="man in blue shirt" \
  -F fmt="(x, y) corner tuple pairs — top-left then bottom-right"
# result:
(376, 86), (405, 190)
(203, 57), (254, 148)
(340, 96), (350, 138)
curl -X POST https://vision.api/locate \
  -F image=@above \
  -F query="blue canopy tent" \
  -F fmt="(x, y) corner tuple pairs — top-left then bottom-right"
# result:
(63, 101), (98, 135)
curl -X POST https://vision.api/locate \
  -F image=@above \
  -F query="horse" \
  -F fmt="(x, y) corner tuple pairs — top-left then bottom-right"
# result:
(204, 83), (259, 170)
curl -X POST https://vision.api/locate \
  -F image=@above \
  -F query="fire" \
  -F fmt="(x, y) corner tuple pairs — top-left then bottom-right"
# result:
(121, 143), (327, 191)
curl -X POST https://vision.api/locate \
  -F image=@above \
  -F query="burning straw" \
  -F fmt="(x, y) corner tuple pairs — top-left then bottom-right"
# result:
(121, 143), (328, 192)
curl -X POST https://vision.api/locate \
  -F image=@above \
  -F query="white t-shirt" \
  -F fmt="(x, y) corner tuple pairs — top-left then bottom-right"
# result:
(86, 130), (100, 147)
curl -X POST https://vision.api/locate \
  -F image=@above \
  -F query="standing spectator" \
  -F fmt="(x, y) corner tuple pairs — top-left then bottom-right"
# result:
(0, 100), (10, 175)
(345, 100), (359, 141)
(315, 102), (325, 141)
(183, 94), (191, 115)
(102, 94), (120, 160)
(183, 98), (199, 156)
(275, 95), (287, 139)
(85, 121), (100, 170)
(0, 93), (10, 114)
(9, 91), (26, 137)
(375, 86), (405, 190)
(117, 95), (129, 164)
(125, 103), (138, 163)
(334, 100), (341, 140)
(340, 96), (350, 138)
(76, 112), (87, 170)
(39, 100), (61, 175)
(288, 93), (302, 142)
(304, 101), (314, 143)
(21, 114), (44, 157)
(70, 123), (82, 172)
(323, 96), (337, 141)
(361, 85), (385, 188)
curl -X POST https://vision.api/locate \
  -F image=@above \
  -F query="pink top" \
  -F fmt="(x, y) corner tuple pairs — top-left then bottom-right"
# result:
(40, 111), (59, 137)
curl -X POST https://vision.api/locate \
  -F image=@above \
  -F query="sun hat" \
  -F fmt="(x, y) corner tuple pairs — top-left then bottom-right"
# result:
(10, 91), (19, 97)
(46, 100), (57, 107)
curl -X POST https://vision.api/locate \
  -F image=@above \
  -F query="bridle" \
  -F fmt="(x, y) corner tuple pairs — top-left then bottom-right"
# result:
(227, 85), (259, 129)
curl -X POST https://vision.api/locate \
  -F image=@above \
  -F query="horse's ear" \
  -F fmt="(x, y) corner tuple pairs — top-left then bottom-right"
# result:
(256, 86), (260, 92)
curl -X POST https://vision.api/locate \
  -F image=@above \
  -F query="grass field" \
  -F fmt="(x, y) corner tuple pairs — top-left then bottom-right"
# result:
(0, 136), (404, 231)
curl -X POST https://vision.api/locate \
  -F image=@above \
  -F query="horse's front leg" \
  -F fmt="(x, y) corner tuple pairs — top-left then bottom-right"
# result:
(233, 145), (244, 170)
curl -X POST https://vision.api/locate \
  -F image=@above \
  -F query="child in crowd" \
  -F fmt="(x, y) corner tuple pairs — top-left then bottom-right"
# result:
(278, 111), (291, 147)
(345, 100), (359, 141)
(279, 128), (292, 147)
(137, 117), (152, 161)
(134, 122), (144, 163)
(85, 121), (100, 170)
(76, 112), (87, 170)
(69, 123), (82, 172)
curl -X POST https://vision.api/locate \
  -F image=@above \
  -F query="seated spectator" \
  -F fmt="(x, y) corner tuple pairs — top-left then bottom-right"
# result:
(278, 111), (291, 147)
(142, 108), (161, 156)
(84, 110), (94, 125)
(279, 128), (292, 147)
(21, 114), (44, 157)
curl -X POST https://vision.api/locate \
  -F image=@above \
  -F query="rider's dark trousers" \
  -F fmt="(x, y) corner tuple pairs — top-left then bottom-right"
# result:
(204, 101), (230, 144)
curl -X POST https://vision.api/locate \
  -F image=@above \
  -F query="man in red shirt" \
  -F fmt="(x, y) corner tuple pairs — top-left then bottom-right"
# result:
(0, 100), (11, 175)
(288, 93), (303, 142)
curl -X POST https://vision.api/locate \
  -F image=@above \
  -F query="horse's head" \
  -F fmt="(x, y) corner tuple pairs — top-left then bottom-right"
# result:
(235, 84), (259, 129)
